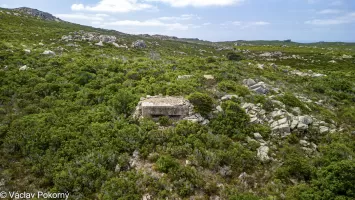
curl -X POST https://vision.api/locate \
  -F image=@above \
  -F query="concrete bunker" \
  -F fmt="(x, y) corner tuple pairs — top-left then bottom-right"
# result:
(141, 97), (189, 119)
(133, 95), (208, 124)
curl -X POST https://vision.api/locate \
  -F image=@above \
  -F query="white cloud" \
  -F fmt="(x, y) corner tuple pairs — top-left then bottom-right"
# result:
(251, 21), (270, 25)
(92, 21), (102, 25)
(158, 14), (198, 21)
(103, 19), (189, 30)
(317, 9), (342, 14)
(95, 13), (110, 17)
(305, 12), (355, 25)
(145, 0), (245, 7)
(71, 0), (155, 13)
(1, 4), (9, 8)
(202, 22), (211, 26)
(305, 19), (347, 25)
(228, 20), (270, 28)
(55, 13), (107, 21)
(232, 21), (241, 25)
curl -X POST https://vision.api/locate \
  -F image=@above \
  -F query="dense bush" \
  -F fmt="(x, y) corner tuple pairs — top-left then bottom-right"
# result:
(188, 92), (214, 117)
(227, 52), (242, 61)
(210, 101), (250, 138)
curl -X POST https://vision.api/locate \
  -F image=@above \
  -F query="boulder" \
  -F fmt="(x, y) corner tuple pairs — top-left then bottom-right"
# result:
(243, 78), (256, 87)
(132, 40), (146, 48)
(177, 75), (193, 80)
(95, 41), (104, 46)
(112, 42), (127, 48)
(319, 126), (329, 134)
(42, 50), (55, 55)
(219, 166), (232, 177)
(297, 123), (308, 130)
(19, 65), (29, 71)
(204, 75), (216, 86)
(277, 118), (288, 125)
(221, 94), (239, 101)
(290, 119), (299, 129)
(253, 132), (263, 140)
(142, 194), (152, 200)
(279, 123), (291, 133)
(299, 115), (313, 125)
(299, 140), (309, 147)
(257, 145), (270, 162)
(99, 35), (116, 43)
(257, 64), (265, 69)
(292, 107), (302, 115)
(24, 49), (31, 54)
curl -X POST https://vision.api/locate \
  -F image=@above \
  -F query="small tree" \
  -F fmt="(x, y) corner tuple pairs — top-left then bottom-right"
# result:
(188, 92), (214, 117)
(227, 52), (242, 61)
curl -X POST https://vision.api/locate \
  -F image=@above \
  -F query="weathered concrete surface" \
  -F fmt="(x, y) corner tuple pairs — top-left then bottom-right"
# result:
(133, 95), (208, 124)
(141, 97), (189, 118)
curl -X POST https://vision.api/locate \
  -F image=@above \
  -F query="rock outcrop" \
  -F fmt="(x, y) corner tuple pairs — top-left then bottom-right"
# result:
(61, 31), (117, 44)
(243, 78), (269, 94)
(131, 40), (146, 48)
(12, 7), (62, 21)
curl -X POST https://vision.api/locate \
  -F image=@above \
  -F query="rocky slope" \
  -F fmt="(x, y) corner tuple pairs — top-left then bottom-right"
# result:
(12, 7), (62, 21)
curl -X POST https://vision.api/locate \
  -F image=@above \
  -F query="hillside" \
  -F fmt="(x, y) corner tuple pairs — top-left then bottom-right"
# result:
(1, 7), (355, 200)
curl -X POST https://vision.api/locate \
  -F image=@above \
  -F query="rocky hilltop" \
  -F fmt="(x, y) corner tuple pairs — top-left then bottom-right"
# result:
(12, 7), (62, 21)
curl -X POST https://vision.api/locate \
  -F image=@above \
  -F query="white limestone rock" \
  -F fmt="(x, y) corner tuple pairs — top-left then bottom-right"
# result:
(257, 145), (270, 162)
(42, 50), (55, 55)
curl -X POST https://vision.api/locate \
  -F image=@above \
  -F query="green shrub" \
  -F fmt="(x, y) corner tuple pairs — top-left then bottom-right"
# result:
(210, 101), (250, 138)
(235, 85), (251, 97)
(276, 93), (307, 112)
(218, 80), (237, 93)
(188, 92), (214, 117)
(206, 56), (217, 63)
(227, 52), (242, 61)
(158, 116), (172, 126)
(155, 155), (179, 173)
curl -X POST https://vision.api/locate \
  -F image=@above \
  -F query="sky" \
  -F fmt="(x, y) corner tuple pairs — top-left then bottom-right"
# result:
(1, 0), (354, 42)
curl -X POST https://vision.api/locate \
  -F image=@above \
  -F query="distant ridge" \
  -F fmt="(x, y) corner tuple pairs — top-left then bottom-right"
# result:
(12, 7), (62, 22)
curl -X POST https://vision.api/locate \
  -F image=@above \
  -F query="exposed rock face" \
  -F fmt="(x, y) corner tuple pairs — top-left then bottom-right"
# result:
(99, 35), (116, 43)
(12, 7), (62, 21)
(257, 145), (270, 162)
(259, 51), (282, 57)
(290, 70), (326, 77)
(221, 95), (239, 101)
(133, 95), (208, 124)
(61, 31), (117, 44)
(243, 78), (269, 94)
(95, 41), (104, 47)
(112, 42), (128, 48)
(131, 40), (146, 48)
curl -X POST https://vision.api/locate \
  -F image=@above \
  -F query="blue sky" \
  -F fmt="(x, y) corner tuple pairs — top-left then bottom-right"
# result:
(1, 0), (354, 42)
